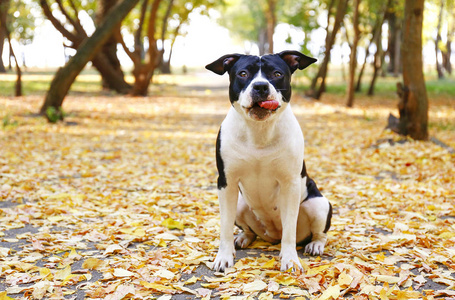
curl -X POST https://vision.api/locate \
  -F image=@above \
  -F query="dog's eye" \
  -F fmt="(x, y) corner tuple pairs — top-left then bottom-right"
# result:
(238, 71), (248, 78)
(274, 71), (283, 78)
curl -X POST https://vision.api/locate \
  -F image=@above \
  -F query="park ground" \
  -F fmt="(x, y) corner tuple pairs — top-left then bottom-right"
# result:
(0, 70), (454, 299)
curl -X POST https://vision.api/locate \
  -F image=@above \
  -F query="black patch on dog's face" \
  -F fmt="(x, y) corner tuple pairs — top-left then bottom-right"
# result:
(228, 55), (260, 104)
(260, 54), (293, 102)
(227, 54), (294, 104)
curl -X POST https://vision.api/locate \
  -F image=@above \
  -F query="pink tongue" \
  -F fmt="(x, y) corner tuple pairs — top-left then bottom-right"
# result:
(258, 100), (279, 110)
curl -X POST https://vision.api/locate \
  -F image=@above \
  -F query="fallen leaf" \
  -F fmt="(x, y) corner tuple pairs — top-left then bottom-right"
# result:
(243, 279), (267, 293)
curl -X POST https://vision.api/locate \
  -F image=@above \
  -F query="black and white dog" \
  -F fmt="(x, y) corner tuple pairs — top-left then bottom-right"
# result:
(205, 51), (332, 272)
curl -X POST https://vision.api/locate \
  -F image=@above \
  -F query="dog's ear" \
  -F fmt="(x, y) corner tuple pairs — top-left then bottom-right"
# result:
(205, 54), (242, 75)
(278, 50), (317, 73)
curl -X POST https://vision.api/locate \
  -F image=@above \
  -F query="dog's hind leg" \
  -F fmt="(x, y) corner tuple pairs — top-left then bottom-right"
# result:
(299, 195), (332, 256)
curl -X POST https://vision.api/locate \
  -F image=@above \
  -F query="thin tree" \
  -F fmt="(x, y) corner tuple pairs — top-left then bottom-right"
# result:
(396, 0), (428, 140)
(355, 1), (389, 92)
(307, 0), (349, 100)
(346, 0), (361, 107)
(0, 0), (20, 95)
(0, 0), (8, 73)
(386, 1), (402, 76)
(265, 0), (277, 54)
(40, 0), (140, 121)
(435, 0), (445, 79)
(119, 0), (162, 96)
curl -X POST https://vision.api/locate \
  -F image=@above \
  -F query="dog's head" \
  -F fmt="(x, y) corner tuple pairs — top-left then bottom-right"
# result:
(206, 51), (316, 121)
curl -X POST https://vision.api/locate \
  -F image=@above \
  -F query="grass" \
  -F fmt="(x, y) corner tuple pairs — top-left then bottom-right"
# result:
(292, 67), (455, 99)
(1, 66), (455, 98)
(0, 68), (105, 97)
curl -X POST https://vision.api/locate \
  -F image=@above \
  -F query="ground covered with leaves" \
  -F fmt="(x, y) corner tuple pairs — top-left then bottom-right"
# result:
(1, 75), (455, 299)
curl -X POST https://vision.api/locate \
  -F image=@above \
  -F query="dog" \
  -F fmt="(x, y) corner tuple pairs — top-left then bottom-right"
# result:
(205, 50), (332, 272)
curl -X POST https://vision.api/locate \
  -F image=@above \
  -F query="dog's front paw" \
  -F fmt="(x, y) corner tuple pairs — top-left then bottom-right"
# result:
(280, 249), (302, 272)
(305, 240), (325, 256)
(213, 250), (234, 272)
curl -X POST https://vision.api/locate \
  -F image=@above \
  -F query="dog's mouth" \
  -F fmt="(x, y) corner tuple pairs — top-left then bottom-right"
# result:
(246, 99), (280, 120)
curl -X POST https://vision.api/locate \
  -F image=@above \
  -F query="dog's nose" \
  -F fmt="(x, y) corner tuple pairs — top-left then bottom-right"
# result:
(252, 82), (269, 95)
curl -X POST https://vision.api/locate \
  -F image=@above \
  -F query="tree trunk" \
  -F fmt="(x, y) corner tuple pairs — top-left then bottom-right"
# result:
(8, 36), (21, 96)
(0, 0), (9, 73)
(367, 43), (382, 96)
(356, 22), (379, 92)
(397, 0), (428, 140)
(40, 0), (140, 120)
(1, 0), (21, 96)
(386, 6), (402, 76)
(265, 0), (277, 54)
(435, 0), (444, 79)
(96, 0), (132, 92)
(307, 0), (348, 100)
(386, 9), (396, 74)
(39, 0), (131, 94)
(0, 32), (5, 73)
(130, 0), (162, 96)
(394, 26), (402, 76)
(158, 0), (175, 74)
(258, 28), (267, 56)
(346, 0), (361, 107)
(366, 0), (391, 96)
(443, 35), (452, 74)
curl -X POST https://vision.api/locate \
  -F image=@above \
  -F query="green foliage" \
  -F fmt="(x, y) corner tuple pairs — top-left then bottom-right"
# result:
(8, 0), (39, 44)
(217, 0), (267, 44)
(2, 114), (18, 129)
(45, 106), (65, 123)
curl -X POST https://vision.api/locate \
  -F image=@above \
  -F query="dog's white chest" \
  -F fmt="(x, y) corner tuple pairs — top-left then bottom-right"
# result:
(219, 105), (304, 240)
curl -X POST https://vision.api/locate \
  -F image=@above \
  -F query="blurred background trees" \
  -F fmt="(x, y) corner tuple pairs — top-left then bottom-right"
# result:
(0, 0), (453, 139)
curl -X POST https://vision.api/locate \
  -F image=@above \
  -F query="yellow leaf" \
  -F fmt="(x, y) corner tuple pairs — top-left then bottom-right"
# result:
(439, 231), (455, 239)
(55, 265), (71, 281)
(338, 272), (353, 287)
(133, 228), (146, 237)
(47, 216), (64, 222)
(0, 292), (14, 300)
(376, 252), (386, 262)
(0, 247), (10, 257)
(261, 257), (276, 269)
(184, 276), (199, 285)
(373, 275), (400, 284)
(243, 280), (267, 293)
(82, 258), (106, 270)
(380, 288), (388, 300)
(113, 268), (134, 277)
(154, 269), (175, 279)
(316, 285), (340, 300)
(307, 264), (330, 276)
(62, 274), (81, 285)
(162, 218), (184, 230)
(274, 275), (296, 286)
(140, 281), (175, 292)
(39, 267), (53, 280)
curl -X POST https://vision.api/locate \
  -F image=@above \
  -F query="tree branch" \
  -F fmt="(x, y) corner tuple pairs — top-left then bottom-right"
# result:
(134, 0), (149, 59)
(160, 0), (174, 42)
(55, 0), (86, 36)
(39, 0), (80, 44)
(146, 0), (162, 67)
